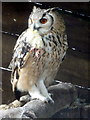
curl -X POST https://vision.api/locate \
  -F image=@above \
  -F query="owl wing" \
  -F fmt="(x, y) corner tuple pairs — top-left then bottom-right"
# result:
(8, 29), (34, 92)
(9, 30), (31, 70)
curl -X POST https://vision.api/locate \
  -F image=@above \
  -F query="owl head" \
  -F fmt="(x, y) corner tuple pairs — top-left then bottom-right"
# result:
(28, 6), (65, 35)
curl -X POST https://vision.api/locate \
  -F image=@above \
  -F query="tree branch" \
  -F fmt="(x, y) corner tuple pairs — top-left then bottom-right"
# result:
(0, 82), (77, 119)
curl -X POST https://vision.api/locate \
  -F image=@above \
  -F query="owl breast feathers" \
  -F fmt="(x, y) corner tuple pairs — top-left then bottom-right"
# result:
(9, 6), (68, 103)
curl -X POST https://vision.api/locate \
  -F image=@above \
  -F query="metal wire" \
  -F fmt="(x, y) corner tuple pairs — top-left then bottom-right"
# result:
(0, 67), (12, 72)
(55, 80), (90, 91)
(74, 84), (90, 90)
(0, 30), (19, 37)
(34, 2), (90, 20)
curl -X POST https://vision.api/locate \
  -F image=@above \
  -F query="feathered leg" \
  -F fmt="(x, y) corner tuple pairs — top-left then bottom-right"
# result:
(36, 80), (54, 103)
(29, 85), (50, 103)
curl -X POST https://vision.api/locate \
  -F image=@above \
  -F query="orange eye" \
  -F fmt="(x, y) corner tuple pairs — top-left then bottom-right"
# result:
(40, 18), (47, 24)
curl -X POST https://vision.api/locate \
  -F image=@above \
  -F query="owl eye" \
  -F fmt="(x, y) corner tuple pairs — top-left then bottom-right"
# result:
(40, 18), (47, 24)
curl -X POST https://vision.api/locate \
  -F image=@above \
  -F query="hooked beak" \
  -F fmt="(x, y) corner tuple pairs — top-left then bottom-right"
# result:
(31, 24), (41, 31)
(28, 18), (41, 31)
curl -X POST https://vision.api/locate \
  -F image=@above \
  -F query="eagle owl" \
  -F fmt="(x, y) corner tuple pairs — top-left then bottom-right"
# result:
(9, 6), (68, 103)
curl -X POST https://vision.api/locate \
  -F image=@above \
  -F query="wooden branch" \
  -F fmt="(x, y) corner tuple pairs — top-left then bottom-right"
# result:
(0, 82), (77, 119)
(52, 104), (90, 118)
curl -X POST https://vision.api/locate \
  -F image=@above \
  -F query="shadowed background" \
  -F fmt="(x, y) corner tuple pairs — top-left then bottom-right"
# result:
(1, 2), (89, 104)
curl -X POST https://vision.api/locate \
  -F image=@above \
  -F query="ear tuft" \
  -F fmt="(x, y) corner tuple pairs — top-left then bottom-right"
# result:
(33, 6), (37, 13)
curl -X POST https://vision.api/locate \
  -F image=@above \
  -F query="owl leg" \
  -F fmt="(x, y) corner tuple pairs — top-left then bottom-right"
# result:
(36, 80), (54, 103)
(29, 85), (49, 103)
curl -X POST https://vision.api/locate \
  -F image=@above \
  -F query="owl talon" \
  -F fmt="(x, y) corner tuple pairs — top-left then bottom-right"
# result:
(44, 97), (54, 104)
(20, 95), (31, 102)
(49, 93), (53, 97)
(30, 93), (54, 104)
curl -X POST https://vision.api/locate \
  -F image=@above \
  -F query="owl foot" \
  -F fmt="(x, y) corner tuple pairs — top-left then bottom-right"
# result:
(30, 92), (54, 104)
(44, 97), (54, 104)
(29, 85), (54, 103)
(31, 95), (54, 104)
(20, 95), (31, 102)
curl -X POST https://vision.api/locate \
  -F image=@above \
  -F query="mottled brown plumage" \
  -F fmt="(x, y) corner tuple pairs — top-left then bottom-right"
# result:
(9, 6), (68, 103)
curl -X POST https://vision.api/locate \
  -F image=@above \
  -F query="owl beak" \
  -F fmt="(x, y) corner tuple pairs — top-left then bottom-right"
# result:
(31, 24), (40, 31)
(33, 25), (39, 30)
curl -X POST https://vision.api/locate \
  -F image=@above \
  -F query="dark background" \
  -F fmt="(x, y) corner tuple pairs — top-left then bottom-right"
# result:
(2, 2), (89, 105)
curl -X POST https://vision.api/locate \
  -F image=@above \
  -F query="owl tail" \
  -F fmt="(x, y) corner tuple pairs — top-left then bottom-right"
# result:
(14, 87), (21, 100)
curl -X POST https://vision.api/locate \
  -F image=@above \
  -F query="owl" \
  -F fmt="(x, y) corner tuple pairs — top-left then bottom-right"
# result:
(9, 6), (68, 103)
